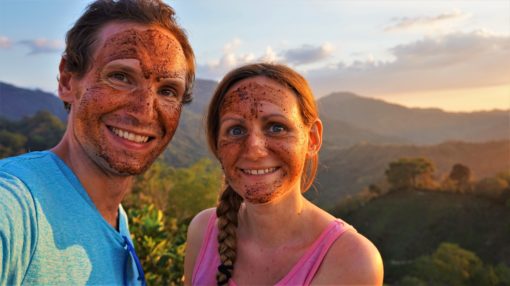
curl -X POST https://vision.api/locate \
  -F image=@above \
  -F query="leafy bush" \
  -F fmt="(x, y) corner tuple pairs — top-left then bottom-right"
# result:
(128, 204), (188, 285)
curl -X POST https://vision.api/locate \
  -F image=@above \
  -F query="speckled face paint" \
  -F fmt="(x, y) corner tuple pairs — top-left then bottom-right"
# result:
(72, 23), (187, 175)
(217, 77), (310, 204)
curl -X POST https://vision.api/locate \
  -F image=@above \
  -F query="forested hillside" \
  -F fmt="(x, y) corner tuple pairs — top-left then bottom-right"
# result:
(334, 190), (510, 285)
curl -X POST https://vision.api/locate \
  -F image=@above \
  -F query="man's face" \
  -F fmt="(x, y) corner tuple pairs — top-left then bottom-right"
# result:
(68, 22), (187, 176)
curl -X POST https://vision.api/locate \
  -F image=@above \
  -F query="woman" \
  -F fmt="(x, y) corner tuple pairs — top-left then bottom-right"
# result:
(184, 63), (383, 285)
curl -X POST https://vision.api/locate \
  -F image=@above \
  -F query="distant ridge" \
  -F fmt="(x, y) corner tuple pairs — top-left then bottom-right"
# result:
(318, 92), (509, 144)
(0, 82), (68, 122)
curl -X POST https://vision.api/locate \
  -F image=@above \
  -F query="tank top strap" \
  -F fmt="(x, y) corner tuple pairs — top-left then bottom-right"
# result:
(277, 219), (354, 286)
(302, 219), (354, 285)
(191, 211), (218, 284)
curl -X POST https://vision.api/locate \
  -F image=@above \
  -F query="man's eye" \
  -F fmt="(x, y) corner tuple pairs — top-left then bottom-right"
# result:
(159, 87), (177, 97)
(108, 72), (130, 83)
(228, 126), (245, 137)
(269, 124), (286, 133)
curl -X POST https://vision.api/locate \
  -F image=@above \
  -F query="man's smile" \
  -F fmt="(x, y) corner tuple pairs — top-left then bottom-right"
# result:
(109, 126), (151, 144)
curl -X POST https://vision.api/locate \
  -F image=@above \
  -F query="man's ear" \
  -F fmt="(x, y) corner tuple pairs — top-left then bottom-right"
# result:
(307, 118), (323, 158)
(58, 57), (78, 105)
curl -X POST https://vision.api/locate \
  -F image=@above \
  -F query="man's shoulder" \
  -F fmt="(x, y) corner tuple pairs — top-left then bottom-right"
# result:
(0, 151), (60, 186)
(0, 151), (52, 170)
(0, 151), (58, 205)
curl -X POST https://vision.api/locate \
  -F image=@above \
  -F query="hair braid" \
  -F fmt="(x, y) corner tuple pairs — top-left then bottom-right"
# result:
(216, 185), (243, 285)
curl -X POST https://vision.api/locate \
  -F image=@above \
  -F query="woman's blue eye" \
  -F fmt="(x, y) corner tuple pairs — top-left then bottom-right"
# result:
(269, 124), (286, 133)
(228, 126), (245, 136)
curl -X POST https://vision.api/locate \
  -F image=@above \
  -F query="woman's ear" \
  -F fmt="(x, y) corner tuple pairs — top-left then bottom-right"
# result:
(58, 57), (78, 105)
(307, 118), (323, 158)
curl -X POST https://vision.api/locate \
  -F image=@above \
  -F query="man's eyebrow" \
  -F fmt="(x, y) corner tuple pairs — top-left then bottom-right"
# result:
(103, 60), (142, 72)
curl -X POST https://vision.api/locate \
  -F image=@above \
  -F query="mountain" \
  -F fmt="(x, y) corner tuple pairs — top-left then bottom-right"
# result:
(161, 79), (216, 167)
(321, 114), (408, 150)
(0, 82), (68, 122)
(333, 190), (510, 283)
(317, 92), (509, 145)
(309, 140), (510, 209)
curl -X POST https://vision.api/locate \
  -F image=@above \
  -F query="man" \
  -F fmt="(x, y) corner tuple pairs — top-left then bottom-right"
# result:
(0, 0), (195, 284)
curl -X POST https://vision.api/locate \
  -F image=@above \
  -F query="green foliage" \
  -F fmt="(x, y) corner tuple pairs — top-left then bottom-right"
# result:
(0, 129), (27, 157)
(0, 111), (65, 158)
(20, 111), (65, 151)
(474, 177), (508, 202)
(126, 159), (221, 283)
(399, 243), (510, 286)
(337, 190), (510, 284)
(165, 158), (221, 220)
(127, 158), (220, 221)
(385, 157), (435, 191)
(128, 204), (187, 285)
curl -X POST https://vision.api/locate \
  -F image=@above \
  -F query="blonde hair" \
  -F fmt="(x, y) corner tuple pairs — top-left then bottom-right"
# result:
(206, 63), (320, 285)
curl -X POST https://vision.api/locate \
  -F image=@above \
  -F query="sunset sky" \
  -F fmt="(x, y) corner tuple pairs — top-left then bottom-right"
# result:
(0, 0), (509, 112)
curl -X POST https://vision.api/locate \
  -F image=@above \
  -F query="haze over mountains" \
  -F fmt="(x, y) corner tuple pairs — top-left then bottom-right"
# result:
(1, 80), (509, 207)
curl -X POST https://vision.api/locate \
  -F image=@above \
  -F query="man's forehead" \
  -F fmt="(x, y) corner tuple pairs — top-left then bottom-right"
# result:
(92, 22), (183, 58)
(88, 21), (187, 77)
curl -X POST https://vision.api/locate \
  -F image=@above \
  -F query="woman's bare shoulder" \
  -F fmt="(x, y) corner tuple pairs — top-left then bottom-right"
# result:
(188, 208), (216, 235)
(184, 208), (216, 285)
(312, 228), (384, 285)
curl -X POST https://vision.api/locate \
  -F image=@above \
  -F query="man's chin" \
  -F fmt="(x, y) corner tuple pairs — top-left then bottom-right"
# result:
(100, 155), (155, 176)
(110, 164), (152, 176)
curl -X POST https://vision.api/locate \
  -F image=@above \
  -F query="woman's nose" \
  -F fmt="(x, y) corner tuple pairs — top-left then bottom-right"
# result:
(243, 130), (268, 160)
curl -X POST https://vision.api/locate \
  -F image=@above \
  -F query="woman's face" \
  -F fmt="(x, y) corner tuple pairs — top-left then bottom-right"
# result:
(216, 76), (316, 204)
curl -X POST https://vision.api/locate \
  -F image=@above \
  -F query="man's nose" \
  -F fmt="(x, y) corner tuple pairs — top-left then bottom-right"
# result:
(127, 87), (158, 119)
(243, 130), (268, 160)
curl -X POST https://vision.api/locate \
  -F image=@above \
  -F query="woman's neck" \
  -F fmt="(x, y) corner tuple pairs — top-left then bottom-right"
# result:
(238, 190), (313, 247)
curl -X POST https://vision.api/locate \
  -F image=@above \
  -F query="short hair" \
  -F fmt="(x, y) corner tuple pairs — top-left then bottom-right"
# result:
(62, 0), (195, 109)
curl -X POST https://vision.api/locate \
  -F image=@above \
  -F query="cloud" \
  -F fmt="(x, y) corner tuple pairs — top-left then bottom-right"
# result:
(281, 43), (334, 65)
(384, 10), (469, 32)
(306, 31), (510, 97)
(0, 36), (12, 48)
(197, 38), (285, 80)
(196, 40), (335, 80)
(18, 38), (64, 55)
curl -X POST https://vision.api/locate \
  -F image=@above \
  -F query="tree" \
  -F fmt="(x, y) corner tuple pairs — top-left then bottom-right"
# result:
(448, 163), (472, 193)
(385, 158), (435, 191)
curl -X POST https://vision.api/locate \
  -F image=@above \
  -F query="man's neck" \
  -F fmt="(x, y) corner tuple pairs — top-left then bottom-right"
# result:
(51, 138), (133, 229)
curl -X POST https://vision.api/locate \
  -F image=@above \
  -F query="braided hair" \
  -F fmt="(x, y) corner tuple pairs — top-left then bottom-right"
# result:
(206, 63), (320, 285)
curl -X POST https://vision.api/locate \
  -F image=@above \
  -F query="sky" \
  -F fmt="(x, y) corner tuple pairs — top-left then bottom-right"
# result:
(0, 0), (509, 112)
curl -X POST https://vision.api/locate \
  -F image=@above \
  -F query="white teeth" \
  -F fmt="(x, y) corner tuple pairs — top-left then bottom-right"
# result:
(242, 168), (277, 175)
(111, 127), (149, 143)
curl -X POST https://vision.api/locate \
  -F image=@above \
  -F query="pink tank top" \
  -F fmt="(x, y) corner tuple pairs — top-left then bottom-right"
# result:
(191, 214), (354, 286)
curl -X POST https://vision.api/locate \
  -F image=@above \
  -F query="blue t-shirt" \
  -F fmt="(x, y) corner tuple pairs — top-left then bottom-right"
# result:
(0, 151), (143, 285)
